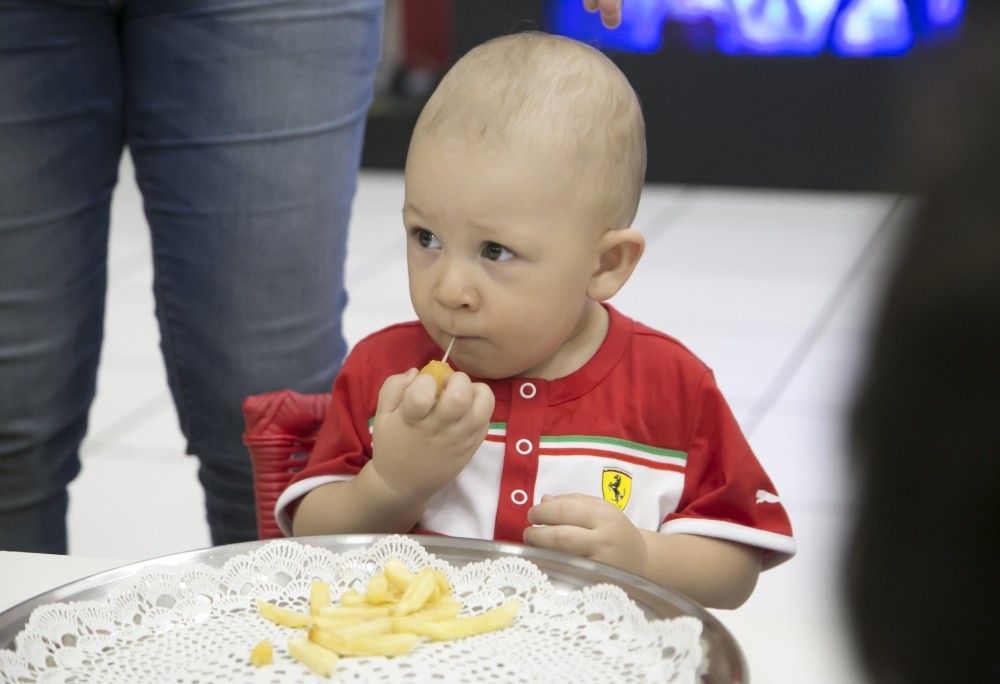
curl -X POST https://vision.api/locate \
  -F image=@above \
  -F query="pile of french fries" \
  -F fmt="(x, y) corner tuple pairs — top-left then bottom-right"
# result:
(252, 558), (521, 677)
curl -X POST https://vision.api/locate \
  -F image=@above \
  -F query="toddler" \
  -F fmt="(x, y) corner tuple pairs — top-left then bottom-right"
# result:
(276, 32), (795, 609)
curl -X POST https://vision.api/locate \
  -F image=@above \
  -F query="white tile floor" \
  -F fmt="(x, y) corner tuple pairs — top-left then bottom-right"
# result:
(67, 153), (906, 683)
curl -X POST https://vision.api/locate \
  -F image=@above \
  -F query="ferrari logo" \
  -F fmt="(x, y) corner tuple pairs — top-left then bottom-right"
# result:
(602, 468), (632, 511)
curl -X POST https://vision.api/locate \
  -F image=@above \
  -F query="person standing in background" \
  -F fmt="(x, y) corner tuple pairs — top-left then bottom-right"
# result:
(0, 0), (386, 553)
(0, 0), (623, 554)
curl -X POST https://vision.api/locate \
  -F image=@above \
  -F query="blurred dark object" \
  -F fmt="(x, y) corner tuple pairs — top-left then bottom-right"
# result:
(845, 6), (1000, 683)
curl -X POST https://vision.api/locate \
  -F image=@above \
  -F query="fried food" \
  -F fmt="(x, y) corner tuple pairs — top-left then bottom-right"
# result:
(383, 558), (417, 591)
(250, 558), (520, 675)
(310, 580), (332, 616)
(418, 360), (454, 398)
(256, 600), (311, 629)
(402, 600), (521, 641)
(309, 625), (419, 657)
(395, 567), (440, 616)
(288, 636), (339, 676)
(249, 639), (273, 667)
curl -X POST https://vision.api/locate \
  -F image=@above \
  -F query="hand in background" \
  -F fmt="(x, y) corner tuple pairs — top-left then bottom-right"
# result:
(524, 493), (648, 576)
(583, 0), (624, 28)
(369, 367), (494, 506)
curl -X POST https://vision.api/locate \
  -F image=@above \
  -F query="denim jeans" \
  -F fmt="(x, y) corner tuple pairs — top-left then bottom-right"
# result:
(0, 0), (383, 552)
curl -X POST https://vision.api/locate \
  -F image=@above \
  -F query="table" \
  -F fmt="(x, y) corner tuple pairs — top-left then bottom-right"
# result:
(0, 551), (130, 614)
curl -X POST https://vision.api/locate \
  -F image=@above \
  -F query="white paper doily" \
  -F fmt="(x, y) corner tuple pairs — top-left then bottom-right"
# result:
(0, 536), (703, 683)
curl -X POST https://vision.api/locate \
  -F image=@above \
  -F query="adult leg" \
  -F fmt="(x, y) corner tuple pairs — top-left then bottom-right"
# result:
(122, 0), (383, 544)
(0, 1), (124, 552)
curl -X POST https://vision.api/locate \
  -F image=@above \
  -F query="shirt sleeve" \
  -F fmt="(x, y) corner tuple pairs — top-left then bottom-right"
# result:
(272, 344), (377, 534)
(661, 370), (797, 569)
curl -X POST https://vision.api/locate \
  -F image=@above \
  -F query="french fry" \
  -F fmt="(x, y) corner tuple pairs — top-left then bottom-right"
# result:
(392, 612), (462, 635)
(312, 602), (395, 634)
(288, 636), (339, 677)
(395, 567), (438, 616)
(364, 572), (399, 605)
(383, 559), (416, 591)
(339, 588), (366, 606)
(312, 614), (371, 633)
(249, 639), (273, 666)
(254, 558), (521, 673)
(412, 595), (463, 619)
(406, 600), (521, 641)
(257, 599), (311, 629)
(432, 569), (452, 597)
(329, 616), (393, 639)
(309, 624), (419, 657)
(310, 581), (332, 616)
(318, 604), (394, 620)
(391, 596), (462, 633)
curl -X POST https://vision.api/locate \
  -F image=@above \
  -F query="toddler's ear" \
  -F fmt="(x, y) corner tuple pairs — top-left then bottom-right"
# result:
(587, 228), (645, 302)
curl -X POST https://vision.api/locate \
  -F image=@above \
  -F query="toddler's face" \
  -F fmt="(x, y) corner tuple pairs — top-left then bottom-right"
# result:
(403, 136), (608, 380)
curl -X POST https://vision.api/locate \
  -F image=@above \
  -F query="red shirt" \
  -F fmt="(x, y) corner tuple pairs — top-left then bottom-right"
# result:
(276, 305), (796, 568)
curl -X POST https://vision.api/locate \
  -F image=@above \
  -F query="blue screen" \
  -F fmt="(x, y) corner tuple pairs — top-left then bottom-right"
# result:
(547, 0), (965, 56)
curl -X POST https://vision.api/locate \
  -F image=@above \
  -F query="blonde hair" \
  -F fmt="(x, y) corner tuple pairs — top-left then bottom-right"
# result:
(411, 32), (646, 229)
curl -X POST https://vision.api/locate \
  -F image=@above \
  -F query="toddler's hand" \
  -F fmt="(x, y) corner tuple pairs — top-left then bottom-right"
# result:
(369, 367), (494, 506)
(524, 493), (648, 576)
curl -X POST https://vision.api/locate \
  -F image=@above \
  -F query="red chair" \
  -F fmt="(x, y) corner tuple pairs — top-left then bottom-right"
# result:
(242, 390), (331, 539)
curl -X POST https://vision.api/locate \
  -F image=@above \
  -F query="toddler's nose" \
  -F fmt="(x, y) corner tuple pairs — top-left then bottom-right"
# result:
(433, 260), (478, 310)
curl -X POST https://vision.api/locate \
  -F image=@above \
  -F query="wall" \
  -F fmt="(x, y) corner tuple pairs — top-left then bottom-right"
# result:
(363, 0), (933, 192)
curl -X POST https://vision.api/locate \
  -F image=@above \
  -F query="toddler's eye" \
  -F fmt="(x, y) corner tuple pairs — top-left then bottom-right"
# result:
(415, 229), (442, 249)
(482, 242), (515, 262)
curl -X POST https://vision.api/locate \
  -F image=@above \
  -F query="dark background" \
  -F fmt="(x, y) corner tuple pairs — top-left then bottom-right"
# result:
(361, 1), (940, 193)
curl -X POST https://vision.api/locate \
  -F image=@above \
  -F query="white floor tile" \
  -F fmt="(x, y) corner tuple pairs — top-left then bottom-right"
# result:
(99, 292), (163, 364)
(83, 368), (173, 450)
(622, 259), (837, 325)
(748, 408), (853, 506)
(83, 393), (187, 462)
(68, 447), (210, 558)
(712, 503), (869, 684)
(344, 300), (418, 350)
(631, 183), (687, 234)
(344, 170), (407, 283)
(773, 333), (869, 410)
(679, 330), (803, 410)
(658, 188), (896, 271)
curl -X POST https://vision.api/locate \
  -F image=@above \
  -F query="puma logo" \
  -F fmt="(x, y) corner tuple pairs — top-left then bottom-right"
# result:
(756, 489), (781, 504)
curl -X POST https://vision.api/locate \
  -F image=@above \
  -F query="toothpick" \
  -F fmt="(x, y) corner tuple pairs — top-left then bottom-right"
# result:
(441, 336), (456, 363)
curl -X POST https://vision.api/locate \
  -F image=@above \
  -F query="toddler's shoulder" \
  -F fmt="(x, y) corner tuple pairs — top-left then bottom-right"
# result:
(627, 318), (711, 375)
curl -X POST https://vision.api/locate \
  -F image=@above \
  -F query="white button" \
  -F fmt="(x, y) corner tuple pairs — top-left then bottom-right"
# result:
(510, 489), (528, 505)
(519, 382), (537, 399)
(515, 438), (532, 455)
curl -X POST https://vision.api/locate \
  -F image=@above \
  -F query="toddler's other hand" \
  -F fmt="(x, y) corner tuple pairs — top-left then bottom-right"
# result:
(524, 493), (647, 576)
(369, 368), (494, 506)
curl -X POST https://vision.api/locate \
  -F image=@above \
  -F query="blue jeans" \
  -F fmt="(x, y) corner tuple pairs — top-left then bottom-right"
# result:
(0, 0), (383, 552)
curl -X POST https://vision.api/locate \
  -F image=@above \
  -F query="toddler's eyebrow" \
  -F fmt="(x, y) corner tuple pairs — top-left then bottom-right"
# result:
(401, 203), (426, 223)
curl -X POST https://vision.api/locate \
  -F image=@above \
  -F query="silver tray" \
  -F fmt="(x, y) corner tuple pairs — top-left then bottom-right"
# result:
(0, 534), (747, 683)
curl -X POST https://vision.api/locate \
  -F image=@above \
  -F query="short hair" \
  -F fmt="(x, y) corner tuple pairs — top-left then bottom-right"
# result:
(411, 32), (646, 229)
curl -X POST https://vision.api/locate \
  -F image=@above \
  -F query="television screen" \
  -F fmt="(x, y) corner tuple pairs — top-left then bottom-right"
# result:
(547, 0), (965, 56)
